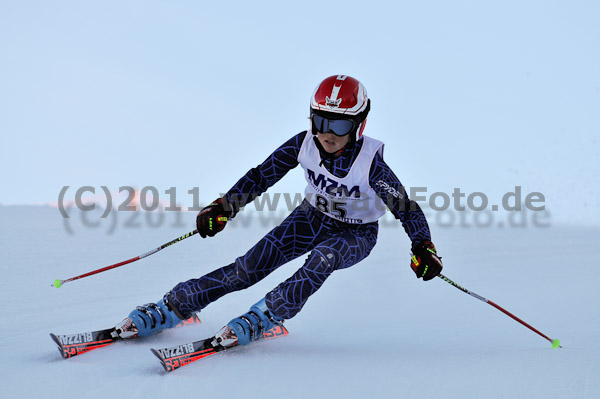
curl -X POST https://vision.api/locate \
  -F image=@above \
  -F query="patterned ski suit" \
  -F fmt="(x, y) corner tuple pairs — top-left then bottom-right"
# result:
(170, 131), (431, 320)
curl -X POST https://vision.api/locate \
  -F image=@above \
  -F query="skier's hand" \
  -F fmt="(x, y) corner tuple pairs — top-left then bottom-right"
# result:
(410, 241), (443, 281)
(196, 198), (231, 238)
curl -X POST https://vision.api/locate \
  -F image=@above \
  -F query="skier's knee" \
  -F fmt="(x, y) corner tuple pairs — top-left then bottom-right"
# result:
(229, 250), (263, 289)
(307, 247), (338, 274)
(228, 257), (252, 289)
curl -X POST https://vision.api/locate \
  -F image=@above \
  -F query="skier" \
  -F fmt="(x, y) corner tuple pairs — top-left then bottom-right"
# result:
(115, 75), (444, 346)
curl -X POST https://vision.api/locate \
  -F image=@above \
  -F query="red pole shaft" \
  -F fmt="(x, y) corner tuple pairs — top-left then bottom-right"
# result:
(53, 230), (197, 287)
(60, 256), (141, 285)
(486, 300), (554, 343)
(438, 274), (559, 347)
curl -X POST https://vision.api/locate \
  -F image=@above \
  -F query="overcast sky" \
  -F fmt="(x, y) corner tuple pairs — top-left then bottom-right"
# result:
(1, 0), (598, 225)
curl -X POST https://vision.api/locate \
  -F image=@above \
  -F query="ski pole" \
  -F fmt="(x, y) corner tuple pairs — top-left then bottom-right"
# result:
(51, 229), (198, 288)
(438, 273), (562, 348)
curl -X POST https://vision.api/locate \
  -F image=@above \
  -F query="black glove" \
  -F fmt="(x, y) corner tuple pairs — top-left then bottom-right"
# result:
(410, 240), (443, 281)
(196, 198), (232, 238)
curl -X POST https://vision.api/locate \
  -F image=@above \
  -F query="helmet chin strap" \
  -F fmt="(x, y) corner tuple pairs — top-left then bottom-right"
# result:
(313, 136), (351, 167)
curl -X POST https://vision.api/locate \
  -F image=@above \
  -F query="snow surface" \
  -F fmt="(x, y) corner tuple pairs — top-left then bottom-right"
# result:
(1, 205), (599, 398)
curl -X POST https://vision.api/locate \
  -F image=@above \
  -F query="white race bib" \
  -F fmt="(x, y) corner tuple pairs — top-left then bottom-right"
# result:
(298, 132), (387, 224)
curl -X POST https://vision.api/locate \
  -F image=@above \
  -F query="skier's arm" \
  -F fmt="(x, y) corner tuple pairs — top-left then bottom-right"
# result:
(223, 131), (307, 216)
(369, 153), (443, 280)
(369, 152), (431, 247)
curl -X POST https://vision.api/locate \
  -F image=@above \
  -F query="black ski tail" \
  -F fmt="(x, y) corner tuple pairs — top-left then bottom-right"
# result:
(50, 313), (201, 359)
(151, 337), (219, 372)
(50, 329), (118, 359)
(151, 325), (289, 372)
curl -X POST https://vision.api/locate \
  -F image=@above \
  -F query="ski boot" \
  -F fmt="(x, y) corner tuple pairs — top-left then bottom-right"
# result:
(213, 298), (284, 347)
(114, 293), (186, 339)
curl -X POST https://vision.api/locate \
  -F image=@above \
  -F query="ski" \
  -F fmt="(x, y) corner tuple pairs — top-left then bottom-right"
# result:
(50, 313), (201, 359)
(50, 328), (116, 359)
(151, 324), (289, 372)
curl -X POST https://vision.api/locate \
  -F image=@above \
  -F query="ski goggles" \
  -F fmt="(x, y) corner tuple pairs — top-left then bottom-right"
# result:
(311, 114), (356, 136)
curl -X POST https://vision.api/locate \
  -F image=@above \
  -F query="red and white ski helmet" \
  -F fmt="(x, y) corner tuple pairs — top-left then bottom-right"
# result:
(310, 75), (370, 142)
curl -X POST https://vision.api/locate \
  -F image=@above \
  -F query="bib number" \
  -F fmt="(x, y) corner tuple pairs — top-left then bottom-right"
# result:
(315, 194), (347, 219)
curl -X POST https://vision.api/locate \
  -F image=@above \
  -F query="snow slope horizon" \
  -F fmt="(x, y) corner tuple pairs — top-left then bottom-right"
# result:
(1, 206), (599, 398)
